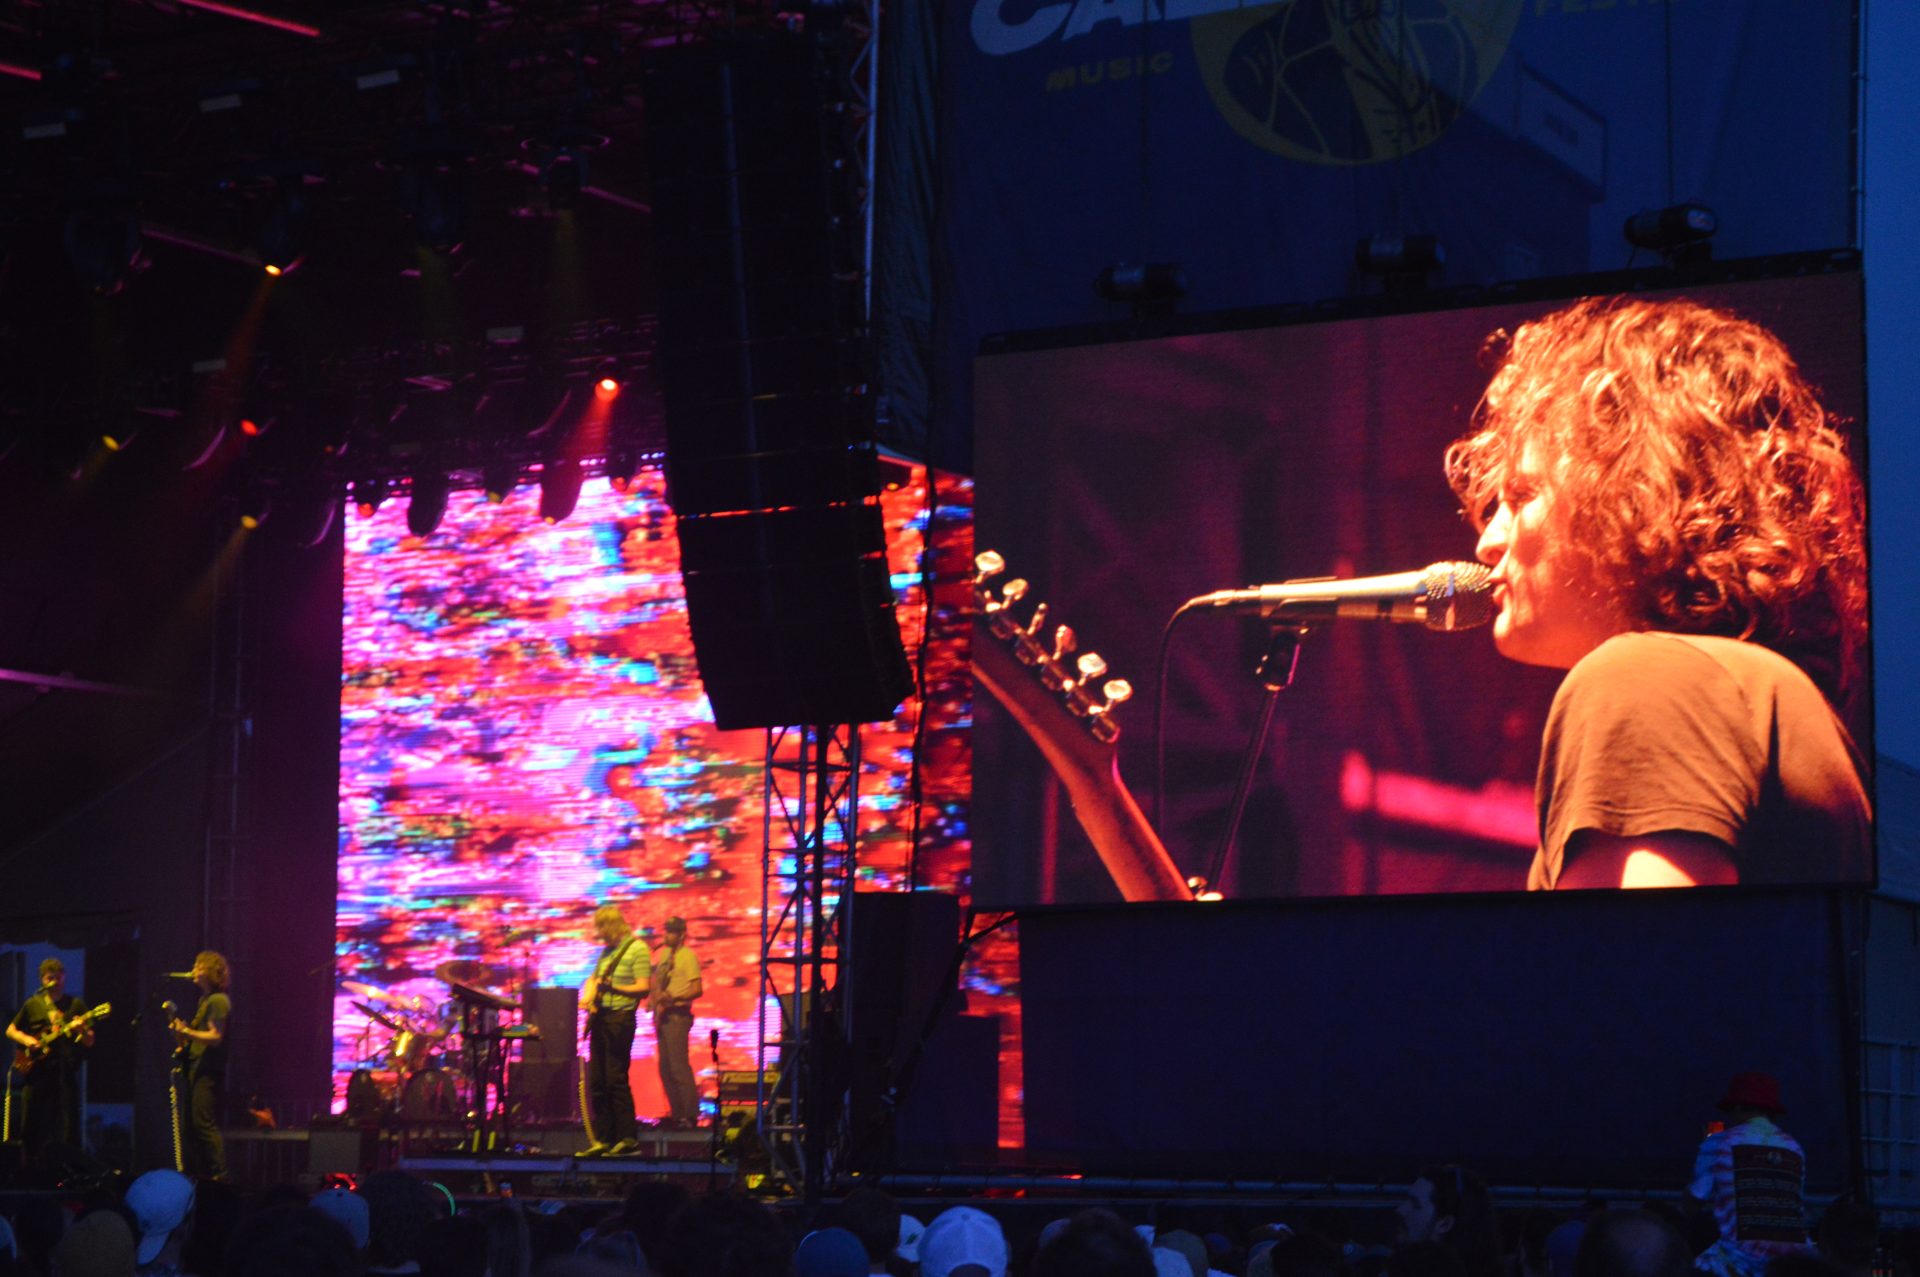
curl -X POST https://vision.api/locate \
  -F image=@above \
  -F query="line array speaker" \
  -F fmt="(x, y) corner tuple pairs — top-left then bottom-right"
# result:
(645, 31), (910, 730)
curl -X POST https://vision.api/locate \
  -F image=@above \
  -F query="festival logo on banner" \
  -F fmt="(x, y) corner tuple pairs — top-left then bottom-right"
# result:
(970, 0), (1523, 164)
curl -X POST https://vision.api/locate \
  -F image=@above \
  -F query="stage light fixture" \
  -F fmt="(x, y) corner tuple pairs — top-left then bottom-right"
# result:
(595, 376), (620, 400)
(544, 149), (585, 211)
(1624, 203), (1717, 262)
(1095, 262), (1186, 306)
(101, 416), (141, 452)
(402, 156), (470, 253)
(254, 180), (313, 275)
(351, 476), (388, 516)
(238, 492), (272, 530)
(604, 444), (637, 492)
(482, 459), (519, 503)
(539, 455), (582, 524)
(407, 470), (448, 537)
(1355, 233), (1445, 276)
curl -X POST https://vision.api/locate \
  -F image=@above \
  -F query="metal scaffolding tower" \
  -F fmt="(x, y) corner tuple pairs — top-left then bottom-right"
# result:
(750, 0), (884, 1201)
(756, 724), (864, 1198)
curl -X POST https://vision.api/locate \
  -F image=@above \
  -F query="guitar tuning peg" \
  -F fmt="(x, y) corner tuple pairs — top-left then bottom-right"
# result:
(1075, 652), (1108, 682)
(1101, 678), (1134, 706)
(973, 550), (1006, 579)
(1023, 600), (1049, 637)
(1002, 578), (1029, 605)
(1051, 625), (1077, 663)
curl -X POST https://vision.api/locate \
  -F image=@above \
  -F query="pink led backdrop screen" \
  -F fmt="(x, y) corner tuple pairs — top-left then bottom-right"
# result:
(334, 467), (990, 1121)
(971, 273), (1872, 906)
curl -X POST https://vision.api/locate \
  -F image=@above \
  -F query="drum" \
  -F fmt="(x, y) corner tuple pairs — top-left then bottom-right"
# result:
(345, 1069), (394, 1119)
(400, 1068), (460, 1121)
(388, 1028), (439, 1073)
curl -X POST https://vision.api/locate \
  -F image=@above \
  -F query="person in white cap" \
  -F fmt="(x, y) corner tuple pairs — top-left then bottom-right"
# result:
(125, 1168), (196, 1275)
(918, 1206), (1008, 1277)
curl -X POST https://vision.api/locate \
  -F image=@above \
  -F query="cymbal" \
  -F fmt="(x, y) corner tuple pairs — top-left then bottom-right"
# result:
(444, 981), (514, 1011)
(432, 960), (500, 989)
(352, 1000), (403, 1032)
(343, 980), (411, 1005)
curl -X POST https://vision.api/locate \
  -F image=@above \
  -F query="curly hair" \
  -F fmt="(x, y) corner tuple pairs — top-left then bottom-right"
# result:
(1444, 295), (1868, 704)
(194, 950), (231, 990)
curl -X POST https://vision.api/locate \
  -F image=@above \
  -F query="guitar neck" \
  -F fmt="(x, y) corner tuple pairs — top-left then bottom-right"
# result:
(13, 1004), (107, 1072)
(973, 620), (1190, 902)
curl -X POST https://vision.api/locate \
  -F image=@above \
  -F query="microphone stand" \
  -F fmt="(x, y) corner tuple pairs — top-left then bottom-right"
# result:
(1202, 625), (1304, 895)
(705, 1029), (721, 1191)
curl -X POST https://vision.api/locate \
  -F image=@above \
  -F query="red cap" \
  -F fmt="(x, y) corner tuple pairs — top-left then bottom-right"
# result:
(1717, 1071), (1786, 1115)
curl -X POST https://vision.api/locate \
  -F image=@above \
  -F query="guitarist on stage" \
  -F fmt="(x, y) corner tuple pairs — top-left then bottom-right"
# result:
(167, 951), (232, 1181)
(6, 957), (95, 1159)
(581, 903), (650, 1157)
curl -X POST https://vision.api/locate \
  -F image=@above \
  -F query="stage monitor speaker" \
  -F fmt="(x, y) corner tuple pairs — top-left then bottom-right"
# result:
(510, 1059), (580, 1125)
(308, 1127), (367, 1177)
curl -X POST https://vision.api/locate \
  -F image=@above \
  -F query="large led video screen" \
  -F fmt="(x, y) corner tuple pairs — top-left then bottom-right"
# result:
(972, 272), (1872, 905)
(333, 466), (1016, 1135)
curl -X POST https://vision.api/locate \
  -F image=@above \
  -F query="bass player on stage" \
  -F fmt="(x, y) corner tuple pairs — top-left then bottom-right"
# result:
(581, 902), (650, 1157)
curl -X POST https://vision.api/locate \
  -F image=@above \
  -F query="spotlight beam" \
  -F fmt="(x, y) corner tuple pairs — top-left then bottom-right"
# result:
(172, 0), (322, 38)
(0, 667), (162, 698)
(141, 223), (262, 269)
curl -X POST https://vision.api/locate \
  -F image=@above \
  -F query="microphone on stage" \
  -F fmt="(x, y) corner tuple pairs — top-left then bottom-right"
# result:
(162, 971), (198, 980)
(1185, 561), (1495, 632)
(709, 1028), (720, 1051)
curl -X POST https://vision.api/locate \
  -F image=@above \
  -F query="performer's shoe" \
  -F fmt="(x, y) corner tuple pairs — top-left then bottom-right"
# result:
(578, 1141), (612, 1158)
(607, 1138), (640, 1156)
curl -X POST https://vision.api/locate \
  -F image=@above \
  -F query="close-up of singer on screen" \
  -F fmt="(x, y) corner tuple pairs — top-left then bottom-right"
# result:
(971, 275), (1874, 906)
(1444, 295), (1871, 891)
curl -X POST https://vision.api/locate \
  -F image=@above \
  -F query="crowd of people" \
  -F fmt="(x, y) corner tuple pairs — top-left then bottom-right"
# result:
(0, 1163), (1907, 1277)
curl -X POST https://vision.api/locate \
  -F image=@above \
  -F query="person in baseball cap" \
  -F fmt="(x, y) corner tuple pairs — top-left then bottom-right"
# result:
(919, 1206), (1009, 1277)
(310, 1186), (372, 1252)
(1688, 1071), (1813, 1277)
(125, 1168), (196, 1270)
(796, 1227), (873, 1277)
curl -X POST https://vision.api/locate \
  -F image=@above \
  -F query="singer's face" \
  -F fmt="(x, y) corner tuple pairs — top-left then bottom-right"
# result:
(1474, 446), (1623, 669)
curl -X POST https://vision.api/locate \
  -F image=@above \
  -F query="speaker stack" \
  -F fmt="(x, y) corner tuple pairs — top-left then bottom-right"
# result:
(645, 29), (911, 731)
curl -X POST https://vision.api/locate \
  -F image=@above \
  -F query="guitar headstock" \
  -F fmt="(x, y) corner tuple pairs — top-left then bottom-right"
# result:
(972, 550), (1135, 743)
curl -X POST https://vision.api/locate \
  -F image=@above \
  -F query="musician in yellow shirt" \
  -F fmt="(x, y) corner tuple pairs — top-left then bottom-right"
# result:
(649, 916), (703, 1129)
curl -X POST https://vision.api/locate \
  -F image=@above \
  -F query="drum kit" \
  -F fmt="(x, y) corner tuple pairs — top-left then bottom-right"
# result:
(343, 959), (517, 1128)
